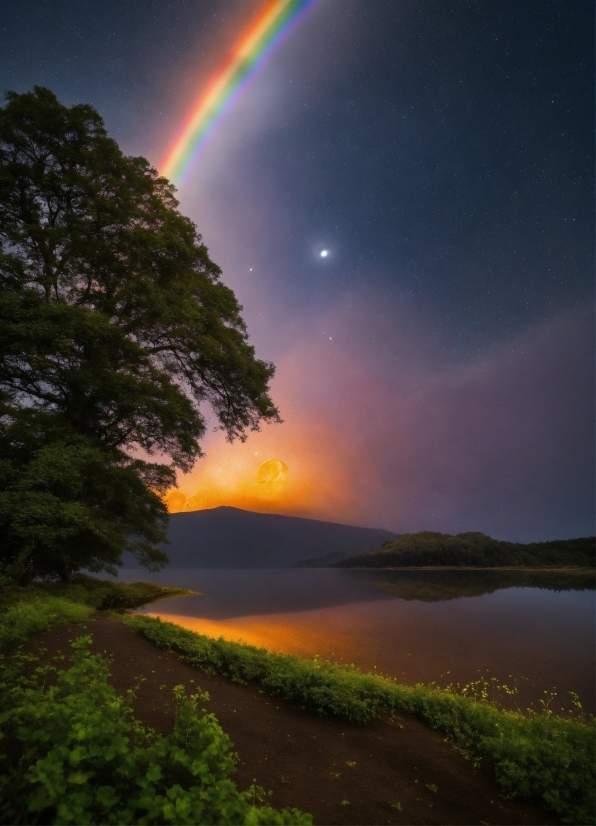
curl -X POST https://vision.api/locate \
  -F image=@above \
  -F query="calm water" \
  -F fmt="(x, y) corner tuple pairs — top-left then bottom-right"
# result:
(117, 568), (595, 713)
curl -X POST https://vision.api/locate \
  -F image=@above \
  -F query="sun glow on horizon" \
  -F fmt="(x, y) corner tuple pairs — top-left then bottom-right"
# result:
(164, 453), (308, 516)
(161, 404), (358, 521)
(162, 339), (382, 525)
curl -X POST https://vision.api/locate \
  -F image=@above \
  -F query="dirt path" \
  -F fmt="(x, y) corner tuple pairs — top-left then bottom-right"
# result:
(33, 616), (557, 825)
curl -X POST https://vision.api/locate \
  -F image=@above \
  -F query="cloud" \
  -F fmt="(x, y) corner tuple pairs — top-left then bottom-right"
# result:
(168, 298), (594, 542)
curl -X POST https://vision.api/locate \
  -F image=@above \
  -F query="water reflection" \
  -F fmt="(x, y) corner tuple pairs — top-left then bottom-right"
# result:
(368, 567), (595, 602)
(135, 568), (391, 619)
(118, 567), (595, 714)
(120, 567), (594, 618)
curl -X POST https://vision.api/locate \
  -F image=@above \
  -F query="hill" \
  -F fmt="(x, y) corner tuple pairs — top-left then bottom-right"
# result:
(332, 531), (595, 569)
(123, 507), (395, 569)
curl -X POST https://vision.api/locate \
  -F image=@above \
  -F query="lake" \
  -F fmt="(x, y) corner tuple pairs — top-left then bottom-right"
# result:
(117, 567), (595, 714)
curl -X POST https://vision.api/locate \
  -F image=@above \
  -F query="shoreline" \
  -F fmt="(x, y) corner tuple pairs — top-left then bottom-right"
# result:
(1, 578), (594, 824)
(30, 614), (561, 825)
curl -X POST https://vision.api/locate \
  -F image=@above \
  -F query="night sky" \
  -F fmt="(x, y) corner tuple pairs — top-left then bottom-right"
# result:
(2, 0), (593, 540)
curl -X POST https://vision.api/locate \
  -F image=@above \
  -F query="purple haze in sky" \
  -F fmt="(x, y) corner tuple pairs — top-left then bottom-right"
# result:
(1, 0), (592, 540)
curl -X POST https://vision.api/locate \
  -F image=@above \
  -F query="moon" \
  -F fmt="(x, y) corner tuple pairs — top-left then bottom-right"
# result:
(257, 458), (289, 484)
(165, 490), (187, 512)
(320, 249), (329, 258)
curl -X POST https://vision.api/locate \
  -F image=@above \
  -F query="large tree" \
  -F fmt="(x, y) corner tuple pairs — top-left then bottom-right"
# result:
(0, 87), (280, 582)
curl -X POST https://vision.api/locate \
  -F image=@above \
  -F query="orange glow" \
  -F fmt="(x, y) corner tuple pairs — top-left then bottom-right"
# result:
(163, 397), (360, 520)
(257, 457), (288, 484)
(163, 335), (381, 524)
(164, 439), (319, 516)
(143, 610), (345, 658)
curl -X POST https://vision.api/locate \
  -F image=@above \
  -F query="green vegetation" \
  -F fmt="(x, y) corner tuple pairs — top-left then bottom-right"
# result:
(0, 576), (194, 650)
(0, 636), (309, 825)
(1, 577), (594, 824)
(0, 582), (309, 824)
(367, 567), (595, 602)
(335, 531), (595, 569)
(0, 87), (279, 584)
(127, 615), (595, 825)
(0, 596), (92, 650)
(0, 576), (194, 614)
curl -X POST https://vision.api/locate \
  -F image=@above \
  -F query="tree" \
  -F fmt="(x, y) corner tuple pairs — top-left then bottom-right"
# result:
(0, 87), (280, 582)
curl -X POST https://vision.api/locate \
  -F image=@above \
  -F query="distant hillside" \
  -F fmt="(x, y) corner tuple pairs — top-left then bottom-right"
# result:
(123, 507), (395, 569)
(333, 531), (595, 569)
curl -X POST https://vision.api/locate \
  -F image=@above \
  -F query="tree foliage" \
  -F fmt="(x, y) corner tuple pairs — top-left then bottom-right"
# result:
(334, 531), (596, 569)
(0, 87), (280, 582)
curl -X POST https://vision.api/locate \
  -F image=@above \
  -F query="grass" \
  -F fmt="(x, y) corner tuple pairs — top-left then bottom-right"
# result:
(0, 574), (194, 654)
(0, 581), (309, 825)
(0, 636), (310, 825)
(126, 614), (596, 825)
(0, 576), (593, 824)
(0, 575), (195, 614)
(0, 596), (93, 650)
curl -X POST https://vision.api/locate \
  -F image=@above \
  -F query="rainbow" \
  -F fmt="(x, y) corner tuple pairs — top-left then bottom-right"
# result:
(160, 0), (317, 185)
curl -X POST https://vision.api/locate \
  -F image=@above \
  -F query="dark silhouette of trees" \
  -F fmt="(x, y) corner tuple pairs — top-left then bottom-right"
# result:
(0, 87), (280, 582)
(335, 531), (595, 569)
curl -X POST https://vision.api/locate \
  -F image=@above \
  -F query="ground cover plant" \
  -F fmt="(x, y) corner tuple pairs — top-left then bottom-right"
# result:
(0, 584), (309, 825)
(0, 596), (93, 650)
(0, 577), (194, 614)
(127, 614), (596, 825)
(0, 636), (310, 825)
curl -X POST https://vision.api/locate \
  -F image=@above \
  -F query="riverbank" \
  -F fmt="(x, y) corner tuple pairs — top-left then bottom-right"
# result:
(1, 579), (594, 824)
(31, 616), (557, 825)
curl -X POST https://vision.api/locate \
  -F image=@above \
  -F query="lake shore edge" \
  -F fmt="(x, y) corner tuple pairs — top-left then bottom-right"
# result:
(32, 614), (561, 825)
(1, 578), (594, 824)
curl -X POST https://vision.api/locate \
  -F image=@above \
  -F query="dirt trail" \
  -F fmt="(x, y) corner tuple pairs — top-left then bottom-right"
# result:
(33, 616), (557, 825)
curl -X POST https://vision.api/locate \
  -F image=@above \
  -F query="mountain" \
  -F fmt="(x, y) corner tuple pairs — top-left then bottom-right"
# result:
(124, 507), (396, 569)
(332, 531), (596, 569)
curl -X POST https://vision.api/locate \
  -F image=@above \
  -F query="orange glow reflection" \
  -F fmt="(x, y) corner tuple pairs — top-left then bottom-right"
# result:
(143, 610), (345, 658)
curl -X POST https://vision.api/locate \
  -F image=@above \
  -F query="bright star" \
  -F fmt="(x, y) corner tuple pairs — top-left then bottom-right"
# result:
(320, 249), (328, 258)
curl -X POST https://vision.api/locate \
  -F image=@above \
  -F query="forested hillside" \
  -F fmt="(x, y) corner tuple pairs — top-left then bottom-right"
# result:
(334, 532), (595, 569)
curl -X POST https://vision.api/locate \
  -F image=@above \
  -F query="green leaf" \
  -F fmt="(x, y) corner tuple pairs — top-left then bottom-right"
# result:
(68, 770), (94, 785)
(145, 763), (162, 783)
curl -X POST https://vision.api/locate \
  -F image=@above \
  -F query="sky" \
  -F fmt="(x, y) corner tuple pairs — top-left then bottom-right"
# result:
(1, 0), (593, 541)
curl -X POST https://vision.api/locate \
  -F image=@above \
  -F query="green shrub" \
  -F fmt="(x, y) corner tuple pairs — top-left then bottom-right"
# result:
(0, 575), (197, 612)
(127, 615), (595, 825)
(0, 636), (310, 825)
(36, 577), (195, 612)
(0, 577), (194, 614)
(0, 596), (92, 650)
